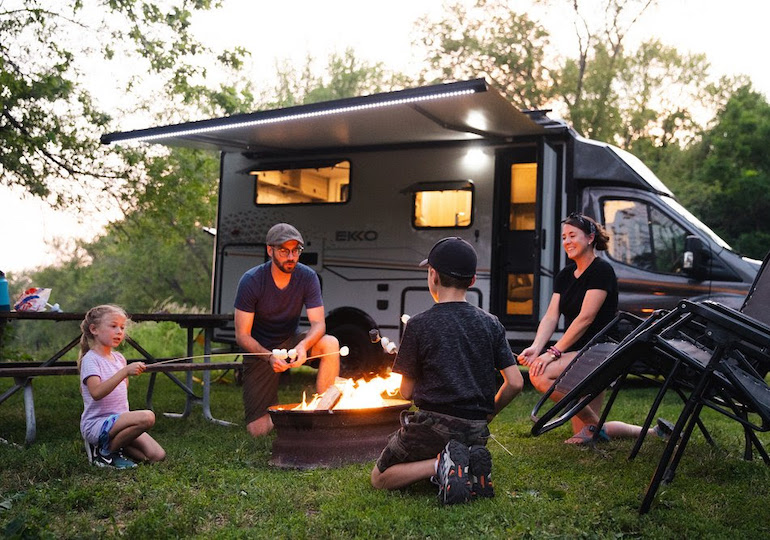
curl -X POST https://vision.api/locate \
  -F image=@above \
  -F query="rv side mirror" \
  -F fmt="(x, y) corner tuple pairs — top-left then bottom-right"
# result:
(683, 235), (708, 280)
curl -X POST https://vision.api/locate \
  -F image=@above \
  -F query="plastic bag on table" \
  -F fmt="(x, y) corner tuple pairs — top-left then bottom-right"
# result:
(14, 288), (52, 312)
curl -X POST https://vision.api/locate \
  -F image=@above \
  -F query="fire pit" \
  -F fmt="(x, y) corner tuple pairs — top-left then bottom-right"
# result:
(268, 398), (411, 469)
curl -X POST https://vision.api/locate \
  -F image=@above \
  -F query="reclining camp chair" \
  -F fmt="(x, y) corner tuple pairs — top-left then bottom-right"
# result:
(529, 306), (711, 453)
(531, 249), (770, 513)
(530, 310), (655, 438)
(636, 298), (770, 513)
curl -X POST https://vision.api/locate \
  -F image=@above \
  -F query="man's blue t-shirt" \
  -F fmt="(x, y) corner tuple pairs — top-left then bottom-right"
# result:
(234, 261), (323, 349)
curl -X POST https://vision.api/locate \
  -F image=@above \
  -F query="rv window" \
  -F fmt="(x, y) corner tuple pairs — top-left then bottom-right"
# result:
(603, 199), (687, 274)
(251, 161), (350, 205)
(510, 163), (537, 231)
(412, 184), (473, 228)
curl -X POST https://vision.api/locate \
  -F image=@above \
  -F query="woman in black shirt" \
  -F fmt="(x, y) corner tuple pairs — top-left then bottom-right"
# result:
(518, 213), (669, 444)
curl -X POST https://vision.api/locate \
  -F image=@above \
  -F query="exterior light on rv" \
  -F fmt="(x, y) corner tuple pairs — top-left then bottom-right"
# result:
(463, 147), (487, 168)
(106, 88), (478, 145)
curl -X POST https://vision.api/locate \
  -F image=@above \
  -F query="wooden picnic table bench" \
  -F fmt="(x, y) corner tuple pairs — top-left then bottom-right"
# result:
(0, 311), (239, 445)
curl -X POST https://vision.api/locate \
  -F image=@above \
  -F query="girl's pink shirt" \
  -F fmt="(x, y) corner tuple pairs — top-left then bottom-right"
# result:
(79, 349), (130, 444)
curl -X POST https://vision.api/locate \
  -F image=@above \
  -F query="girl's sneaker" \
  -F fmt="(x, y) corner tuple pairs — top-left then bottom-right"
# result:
(469, 445), (494, 499)
(92, 448), (137, 469)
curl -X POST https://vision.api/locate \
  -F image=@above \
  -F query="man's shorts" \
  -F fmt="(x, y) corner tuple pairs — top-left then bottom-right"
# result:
(375, 409), (490, 473)
(242, 333), (306, 424)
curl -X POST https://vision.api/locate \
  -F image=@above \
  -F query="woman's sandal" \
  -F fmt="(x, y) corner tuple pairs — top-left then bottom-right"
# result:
(653, 418), (675, 441)
(565, 424), (611, 445)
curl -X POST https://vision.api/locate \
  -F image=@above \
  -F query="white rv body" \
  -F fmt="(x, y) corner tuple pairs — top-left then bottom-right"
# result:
(103, 79), (759, 375)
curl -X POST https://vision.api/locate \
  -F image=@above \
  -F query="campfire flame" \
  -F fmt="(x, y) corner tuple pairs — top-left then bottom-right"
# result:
(294, 372), (403, 411)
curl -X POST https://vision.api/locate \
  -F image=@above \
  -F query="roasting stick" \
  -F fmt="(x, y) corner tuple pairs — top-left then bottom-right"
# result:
(489, 433), (515, 457)
(146, 345), (350, 367)
(305, 346), (350, 361)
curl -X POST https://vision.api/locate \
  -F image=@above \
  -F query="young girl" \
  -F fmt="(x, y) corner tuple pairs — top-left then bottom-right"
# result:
(78, 304), (165, 468)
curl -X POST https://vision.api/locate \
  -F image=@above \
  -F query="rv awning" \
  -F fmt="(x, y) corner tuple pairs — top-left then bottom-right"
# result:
(101, 79), (546, 153)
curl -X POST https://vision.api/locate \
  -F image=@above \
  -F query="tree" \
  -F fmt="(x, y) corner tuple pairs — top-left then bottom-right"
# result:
(0, 0), (247, 208)
(675, 86), (770, 258)
(265, 48), (407, 109)
(415, 0), (716, 152)
(414, 0), (553, 109)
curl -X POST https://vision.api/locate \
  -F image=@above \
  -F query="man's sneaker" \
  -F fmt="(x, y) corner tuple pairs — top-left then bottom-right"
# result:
(434, 440), (471, 505)
(469, 445), (494, 499)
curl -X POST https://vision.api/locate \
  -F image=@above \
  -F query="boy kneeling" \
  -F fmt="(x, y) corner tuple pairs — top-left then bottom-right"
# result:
(371, 237), (523, 504)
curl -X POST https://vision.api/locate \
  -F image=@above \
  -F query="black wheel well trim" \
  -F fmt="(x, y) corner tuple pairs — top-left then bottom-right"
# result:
(325, 306), (378, 332)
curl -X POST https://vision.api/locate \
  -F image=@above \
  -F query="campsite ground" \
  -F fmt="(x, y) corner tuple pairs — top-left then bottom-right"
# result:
(2, 368), (770, 539)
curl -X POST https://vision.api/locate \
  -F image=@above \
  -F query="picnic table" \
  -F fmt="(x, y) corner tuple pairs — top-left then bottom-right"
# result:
(0, 311), (239, 445)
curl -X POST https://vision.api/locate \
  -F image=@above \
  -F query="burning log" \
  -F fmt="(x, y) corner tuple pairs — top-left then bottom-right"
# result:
(314, 385), (342, 410)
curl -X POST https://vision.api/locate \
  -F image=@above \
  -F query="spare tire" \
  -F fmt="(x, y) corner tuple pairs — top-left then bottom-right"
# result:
(327, 323), (391, 378)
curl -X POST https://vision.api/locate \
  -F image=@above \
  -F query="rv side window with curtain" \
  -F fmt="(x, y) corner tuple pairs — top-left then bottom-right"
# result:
(403, 180), (474, 228)
(602, 199), (687, 274)
(252, 160), (350, 205)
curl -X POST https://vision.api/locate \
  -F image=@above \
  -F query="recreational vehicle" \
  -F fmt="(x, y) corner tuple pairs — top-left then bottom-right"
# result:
(103, 79), (760, 375)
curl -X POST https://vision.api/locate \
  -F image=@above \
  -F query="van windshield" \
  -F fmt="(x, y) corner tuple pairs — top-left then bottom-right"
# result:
(660, 196), (732, 251)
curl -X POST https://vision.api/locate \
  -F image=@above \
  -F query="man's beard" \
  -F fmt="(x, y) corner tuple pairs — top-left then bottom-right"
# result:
(273, 256), (296, 274)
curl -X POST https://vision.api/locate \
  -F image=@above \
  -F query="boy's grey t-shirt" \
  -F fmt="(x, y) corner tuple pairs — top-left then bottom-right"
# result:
(233, 261), (323, 349)
(393, 301), (516, 420)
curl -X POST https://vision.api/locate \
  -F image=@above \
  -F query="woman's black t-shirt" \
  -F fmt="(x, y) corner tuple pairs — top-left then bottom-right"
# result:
(553, 257), (618, 352)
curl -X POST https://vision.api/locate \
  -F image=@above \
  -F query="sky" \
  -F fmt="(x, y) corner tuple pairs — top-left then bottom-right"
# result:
(2, 0), (769, 275)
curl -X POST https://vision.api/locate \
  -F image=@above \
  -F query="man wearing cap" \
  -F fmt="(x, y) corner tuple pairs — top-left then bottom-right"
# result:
(234, 223), (340, 437)
(370, 237), (523, 505)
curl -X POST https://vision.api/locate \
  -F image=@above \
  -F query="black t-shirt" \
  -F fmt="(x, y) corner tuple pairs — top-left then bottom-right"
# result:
(554, 257), (618, 352)
(392, 301), (516, 420)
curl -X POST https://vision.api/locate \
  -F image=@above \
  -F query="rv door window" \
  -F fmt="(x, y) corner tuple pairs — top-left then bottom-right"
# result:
(409, 182), (474, 228)
(251, 161), (350, 205)
(603, 199), (687, 274)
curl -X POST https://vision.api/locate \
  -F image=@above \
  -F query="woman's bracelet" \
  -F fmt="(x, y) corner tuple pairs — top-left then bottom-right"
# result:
(547, 346), (562, 360)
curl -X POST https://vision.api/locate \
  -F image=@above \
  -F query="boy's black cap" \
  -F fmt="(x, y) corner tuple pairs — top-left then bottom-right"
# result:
(419, 237), (477, 278)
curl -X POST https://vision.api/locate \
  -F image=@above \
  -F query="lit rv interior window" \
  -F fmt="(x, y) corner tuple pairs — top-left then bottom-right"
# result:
(510, 163), (536, 230)
(506, 162), (537, 316)
(410, 181), (473, 228)
(251, 161), (350, 204)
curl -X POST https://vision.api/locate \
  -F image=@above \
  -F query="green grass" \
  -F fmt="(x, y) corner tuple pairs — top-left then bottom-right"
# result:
(2, 371), (770, 539)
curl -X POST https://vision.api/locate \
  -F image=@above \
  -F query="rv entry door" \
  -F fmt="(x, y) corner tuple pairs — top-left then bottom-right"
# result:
(492, 143), (562, 328)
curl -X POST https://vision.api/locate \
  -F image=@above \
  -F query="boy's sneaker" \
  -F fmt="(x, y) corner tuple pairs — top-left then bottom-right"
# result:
(469, 445), (495, 499)
(434, 440), (471, 505)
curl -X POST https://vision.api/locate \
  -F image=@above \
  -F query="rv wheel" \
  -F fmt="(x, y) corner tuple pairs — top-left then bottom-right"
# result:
(328, 323), (389, 378)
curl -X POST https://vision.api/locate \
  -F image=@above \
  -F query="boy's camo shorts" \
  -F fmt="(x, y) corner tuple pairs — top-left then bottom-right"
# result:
(375, 409), (489, 472)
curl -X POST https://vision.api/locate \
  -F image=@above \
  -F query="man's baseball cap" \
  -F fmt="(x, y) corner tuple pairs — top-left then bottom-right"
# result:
(419, 237), (477, 278)
(266, 223), (304, 246)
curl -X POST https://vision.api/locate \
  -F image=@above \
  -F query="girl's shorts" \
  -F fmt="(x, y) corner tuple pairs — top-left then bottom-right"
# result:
(97, 414), (120, 453)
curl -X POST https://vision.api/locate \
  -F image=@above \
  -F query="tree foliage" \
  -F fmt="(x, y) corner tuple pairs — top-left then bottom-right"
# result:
(265, 48), (407, 109)
(669, 86), (770, 258)
(415, 0), (553, 109)
(0, 0), (248, 207)
(415, 0), (715, 150)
